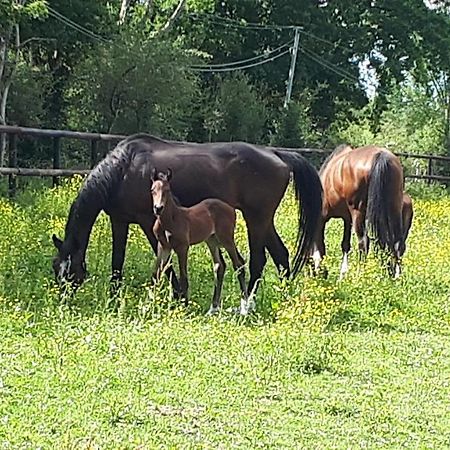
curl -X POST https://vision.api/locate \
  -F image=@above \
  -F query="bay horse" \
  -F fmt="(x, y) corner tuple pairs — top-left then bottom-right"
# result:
(312, 144), (413, 278)
(151, 169), (249, 314)
(52, 134), (323, 306)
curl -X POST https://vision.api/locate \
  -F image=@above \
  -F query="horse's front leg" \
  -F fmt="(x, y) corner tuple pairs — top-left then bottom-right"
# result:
(110, 218), (129, 292)
(175, 245), (189, 306)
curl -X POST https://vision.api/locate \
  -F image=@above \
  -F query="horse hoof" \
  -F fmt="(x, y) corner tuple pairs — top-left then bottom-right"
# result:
(238, 300), (256, 316)
(206, 306), (220, 316)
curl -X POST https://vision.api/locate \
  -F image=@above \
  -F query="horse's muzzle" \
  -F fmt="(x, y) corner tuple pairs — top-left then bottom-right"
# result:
(154, 205), (164, 216)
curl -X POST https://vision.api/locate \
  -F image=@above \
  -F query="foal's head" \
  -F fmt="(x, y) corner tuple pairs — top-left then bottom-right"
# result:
(151, 168), (173, 216)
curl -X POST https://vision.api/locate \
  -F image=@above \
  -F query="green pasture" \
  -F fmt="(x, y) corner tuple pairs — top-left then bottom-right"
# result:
(0, 178), (449, 448)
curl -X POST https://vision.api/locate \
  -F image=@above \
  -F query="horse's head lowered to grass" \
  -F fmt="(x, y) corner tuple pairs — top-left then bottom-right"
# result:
(52, 234), (87, 287)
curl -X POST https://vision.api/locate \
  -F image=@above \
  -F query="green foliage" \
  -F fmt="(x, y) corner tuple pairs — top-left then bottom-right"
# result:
(331, 81), (447, 166)
(272, 93), (321, 147)
(65, 33), (199, 137)
(204, 73), (268, 143)
(7, 60), (50, 126)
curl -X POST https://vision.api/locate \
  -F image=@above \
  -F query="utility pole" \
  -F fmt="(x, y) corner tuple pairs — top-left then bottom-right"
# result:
(284, 27), (301, 108)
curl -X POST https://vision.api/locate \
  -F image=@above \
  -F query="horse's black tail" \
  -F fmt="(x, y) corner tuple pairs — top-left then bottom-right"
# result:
(366, 152), (403, 254)
(275, 151), (323, 276)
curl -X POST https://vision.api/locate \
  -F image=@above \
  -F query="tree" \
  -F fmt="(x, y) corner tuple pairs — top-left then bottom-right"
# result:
(204, 73), (268, 143)
(65, 32), (199, 138)
(0, 0), (47, 164)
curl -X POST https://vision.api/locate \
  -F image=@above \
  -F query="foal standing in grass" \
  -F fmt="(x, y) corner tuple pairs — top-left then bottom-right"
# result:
(150, 169), (249, 315)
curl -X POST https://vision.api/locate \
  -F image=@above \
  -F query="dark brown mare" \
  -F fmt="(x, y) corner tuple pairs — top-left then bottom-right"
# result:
(151, 169), (249, 314)
(312, 144), (413, 278)
(52, 134), (322, 303)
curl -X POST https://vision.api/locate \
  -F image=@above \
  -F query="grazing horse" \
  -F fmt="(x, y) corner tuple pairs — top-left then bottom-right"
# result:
(312, 144), (413, 278)
(151, 169), (248, 314)
(52, 134), (323, 305)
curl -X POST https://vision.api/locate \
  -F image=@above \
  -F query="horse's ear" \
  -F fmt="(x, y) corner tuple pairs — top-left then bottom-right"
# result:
(52, 234), (63, 250)
(166, 168), (172, 181)
(151, 168), (158, 182)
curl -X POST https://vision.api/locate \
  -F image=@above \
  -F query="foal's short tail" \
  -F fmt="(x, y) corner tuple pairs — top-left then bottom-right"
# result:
(366, 152), (403, 254)
(275, 151), (323, 276)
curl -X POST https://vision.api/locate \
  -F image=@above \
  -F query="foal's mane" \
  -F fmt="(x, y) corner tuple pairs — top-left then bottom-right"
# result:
(65, 138), (134, 237)
(319, 144), (353, 175)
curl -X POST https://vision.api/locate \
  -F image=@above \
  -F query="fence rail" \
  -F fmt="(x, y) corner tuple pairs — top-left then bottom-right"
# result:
(1, 125), (449, 197)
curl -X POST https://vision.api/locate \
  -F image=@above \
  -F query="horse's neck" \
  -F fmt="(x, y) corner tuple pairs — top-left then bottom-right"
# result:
(159, 195), (186, 231)
(65, 197), (102, 256)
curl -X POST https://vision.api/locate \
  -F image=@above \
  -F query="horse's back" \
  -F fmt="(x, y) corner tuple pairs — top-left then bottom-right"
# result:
(115, 136), (289, 216)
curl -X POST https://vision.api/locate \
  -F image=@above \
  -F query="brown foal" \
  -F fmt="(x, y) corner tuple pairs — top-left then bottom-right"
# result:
(150, 169), (249, 315)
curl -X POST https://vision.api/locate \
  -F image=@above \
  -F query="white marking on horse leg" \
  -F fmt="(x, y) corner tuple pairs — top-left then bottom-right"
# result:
(206, 305), (220, 316)
(239, 297), (255, 316)
(339, 252), (349, 280)
(394, 262), (401, 279)
(312, 249), (322, 271)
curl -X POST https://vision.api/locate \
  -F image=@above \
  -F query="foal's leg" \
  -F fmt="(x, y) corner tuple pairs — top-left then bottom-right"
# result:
(138, 218), (181, 297)
(205, 238), (226, 315)
(339, 218), (352, 280)
(218, 232), (249, 315)
(265, 223), (290, 277)
(152, 243), (172, 281)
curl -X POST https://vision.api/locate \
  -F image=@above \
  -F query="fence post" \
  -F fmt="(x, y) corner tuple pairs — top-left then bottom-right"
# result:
(52, 137), (61, 187)
(8, 134), (17, 197)
(90, 139), (98, 168)
(427, 158), (433, 185)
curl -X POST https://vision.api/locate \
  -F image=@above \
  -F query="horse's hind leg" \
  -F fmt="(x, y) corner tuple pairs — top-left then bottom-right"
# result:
(205, 238), (226, 315)
(339, 218), (352, 279)
(241, 213), (269, 313)
(266, 223), (290, 277)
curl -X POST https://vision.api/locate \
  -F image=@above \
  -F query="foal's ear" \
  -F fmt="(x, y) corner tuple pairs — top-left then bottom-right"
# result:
(166, 168), (172, 181)
(151, 168), (158, 182)
(52, 234), (63, 251)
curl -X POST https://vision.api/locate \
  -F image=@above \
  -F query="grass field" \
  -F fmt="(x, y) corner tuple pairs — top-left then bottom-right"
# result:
(0, 178), (450, 449)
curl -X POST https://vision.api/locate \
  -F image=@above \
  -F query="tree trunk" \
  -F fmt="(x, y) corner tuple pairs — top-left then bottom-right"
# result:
(159, 0), (187, 34)
(119, 0), (132, 24)
(0, 24), (19, 166)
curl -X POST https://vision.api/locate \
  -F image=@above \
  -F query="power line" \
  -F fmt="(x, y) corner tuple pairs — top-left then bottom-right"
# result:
(190, 39), (293, 69)
(190, 49), (290, 72)
(47, 7), (109, 43)
(189, 12), (298, 31)
(300, 47), (361, 84)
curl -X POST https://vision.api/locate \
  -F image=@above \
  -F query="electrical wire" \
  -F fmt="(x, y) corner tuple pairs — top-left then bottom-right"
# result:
(47, 7), (109, 43)
(300, 47), (361, 84)
(188, 12), (298, 31)
(190, 40), (293, 69)
(190, 48), (290, 72)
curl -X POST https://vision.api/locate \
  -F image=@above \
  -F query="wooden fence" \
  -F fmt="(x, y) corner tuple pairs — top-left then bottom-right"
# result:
(1, 124), (450, 197)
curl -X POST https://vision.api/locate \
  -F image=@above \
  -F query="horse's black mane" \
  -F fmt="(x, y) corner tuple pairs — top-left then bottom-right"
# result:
(319, 144), (352, 175)
(65, 138), (135, 237)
